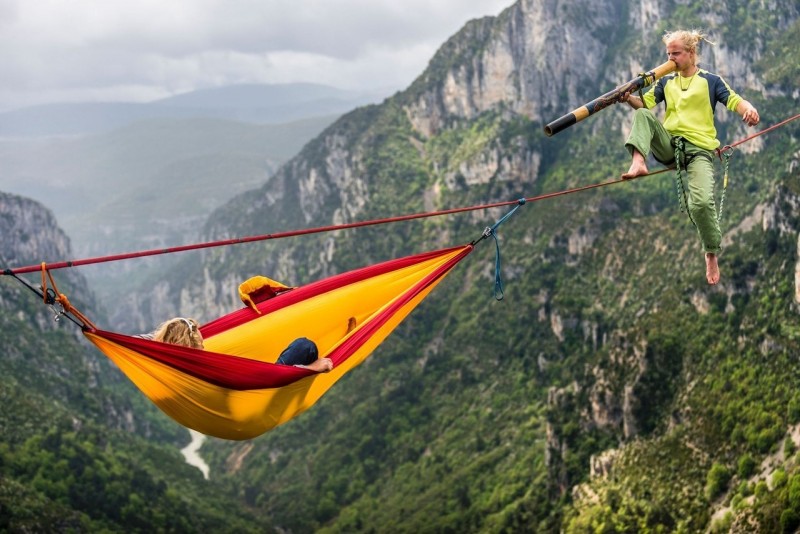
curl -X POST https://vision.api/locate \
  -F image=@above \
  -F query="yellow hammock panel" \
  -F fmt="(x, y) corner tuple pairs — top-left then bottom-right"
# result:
(84, 245), (472, 440)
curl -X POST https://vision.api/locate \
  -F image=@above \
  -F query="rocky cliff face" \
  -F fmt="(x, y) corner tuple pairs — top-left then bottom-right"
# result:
(405, 0), (625, 137)
(0, 191), (94, 330)
(0, 191), (73, 269)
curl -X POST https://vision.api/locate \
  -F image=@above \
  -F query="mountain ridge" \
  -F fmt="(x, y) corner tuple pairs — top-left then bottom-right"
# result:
(0, 82), (386, 138)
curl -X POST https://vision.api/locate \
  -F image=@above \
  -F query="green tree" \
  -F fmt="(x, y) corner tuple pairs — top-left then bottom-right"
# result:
(706, 463), (731, 501)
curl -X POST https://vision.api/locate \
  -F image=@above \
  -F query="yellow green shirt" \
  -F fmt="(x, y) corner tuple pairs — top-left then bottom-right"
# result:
(642, 69), (743, 150)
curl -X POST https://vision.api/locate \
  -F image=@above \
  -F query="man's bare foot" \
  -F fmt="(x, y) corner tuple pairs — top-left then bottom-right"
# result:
(622, 150), (648, 180)
(705, 253), (720, 285)
(621, 160), (649, 179)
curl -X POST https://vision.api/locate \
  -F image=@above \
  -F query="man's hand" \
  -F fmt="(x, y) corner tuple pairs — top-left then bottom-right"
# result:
(739, 101), (760, 127)
(307, 357), (333, 373)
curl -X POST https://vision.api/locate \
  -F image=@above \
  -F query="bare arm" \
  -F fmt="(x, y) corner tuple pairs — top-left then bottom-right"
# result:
(624, 94), (645, 110)
(617, 91), (645, 110)
(736, 99), (760, 127)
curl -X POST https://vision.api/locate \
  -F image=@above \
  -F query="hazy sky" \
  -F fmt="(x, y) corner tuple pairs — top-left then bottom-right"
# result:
(0, 0), (513, 111)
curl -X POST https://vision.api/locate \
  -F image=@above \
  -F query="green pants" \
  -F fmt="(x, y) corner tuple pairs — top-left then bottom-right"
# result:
(625, 108), (721, 254)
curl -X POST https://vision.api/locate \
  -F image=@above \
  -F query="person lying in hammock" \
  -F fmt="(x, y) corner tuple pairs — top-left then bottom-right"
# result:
(138, 317), (334, 373)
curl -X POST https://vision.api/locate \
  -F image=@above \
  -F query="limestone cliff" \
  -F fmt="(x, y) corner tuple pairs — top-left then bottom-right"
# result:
(405, 0), (626, 136)
(0, 191), (94, 330)
(0, 192), (73, 271)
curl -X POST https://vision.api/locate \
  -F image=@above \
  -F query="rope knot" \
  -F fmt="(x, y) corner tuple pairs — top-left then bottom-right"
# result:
(56, 293), (72, 313)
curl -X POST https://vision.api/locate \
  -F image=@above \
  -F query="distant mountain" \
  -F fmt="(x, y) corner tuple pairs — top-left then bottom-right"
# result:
(0, 113), (340, 320)
(153, 82), (377, 110)
(0, 83), (388, 137)
(0, 115), (339, 253)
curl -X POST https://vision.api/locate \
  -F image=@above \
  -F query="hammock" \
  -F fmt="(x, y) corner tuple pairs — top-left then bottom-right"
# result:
(84, 244), (473, 440)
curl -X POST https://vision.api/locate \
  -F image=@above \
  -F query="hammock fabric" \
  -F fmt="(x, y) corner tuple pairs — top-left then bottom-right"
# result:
(84, 244), (473, 440)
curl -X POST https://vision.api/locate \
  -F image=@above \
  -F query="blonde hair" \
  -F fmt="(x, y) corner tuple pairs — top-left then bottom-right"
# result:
(153, 317), (204, 349)
(663, 29), (715, 65)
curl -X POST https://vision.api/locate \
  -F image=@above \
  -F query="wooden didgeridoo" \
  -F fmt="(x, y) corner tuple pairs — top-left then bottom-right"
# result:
(544, 60), (676, 137)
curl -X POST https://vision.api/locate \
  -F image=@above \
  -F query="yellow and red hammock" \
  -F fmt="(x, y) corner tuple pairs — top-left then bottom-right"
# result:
(83, 244), (472, 440)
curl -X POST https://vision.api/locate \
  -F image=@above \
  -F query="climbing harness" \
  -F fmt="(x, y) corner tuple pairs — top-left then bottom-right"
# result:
(670, 135), (743, 227)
